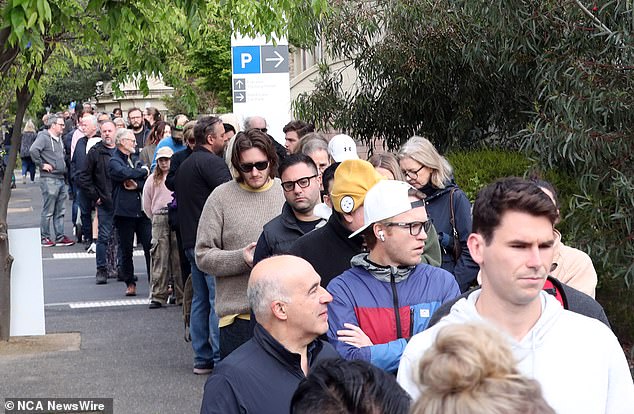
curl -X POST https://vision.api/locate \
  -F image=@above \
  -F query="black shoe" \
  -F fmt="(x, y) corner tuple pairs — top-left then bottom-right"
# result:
(149, 301), (162, 309)
(96, 269), (107, 285)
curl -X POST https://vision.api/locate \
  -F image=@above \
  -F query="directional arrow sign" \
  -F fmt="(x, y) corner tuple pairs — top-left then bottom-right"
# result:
(233, 92), (246, 103)
(261, 45), (289, 73)
(233, 78), (246, 91)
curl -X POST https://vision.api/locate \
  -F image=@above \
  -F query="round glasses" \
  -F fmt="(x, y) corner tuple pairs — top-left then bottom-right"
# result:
(281, 175), (317, 192)
(401, 164), (425, 180)
(383, 220), (432, 236)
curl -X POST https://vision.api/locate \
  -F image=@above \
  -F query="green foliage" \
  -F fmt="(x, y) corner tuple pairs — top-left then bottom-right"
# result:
(296, 0), (634, 288)
(447, 150), (535, 202)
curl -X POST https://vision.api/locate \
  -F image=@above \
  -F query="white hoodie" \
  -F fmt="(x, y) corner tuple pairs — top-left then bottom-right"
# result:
(397, 291), (634, 414)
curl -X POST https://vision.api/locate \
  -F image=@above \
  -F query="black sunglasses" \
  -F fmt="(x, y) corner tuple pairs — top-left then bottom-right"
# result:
(256, 127), (268, 134)
(238, 161), (269, 173)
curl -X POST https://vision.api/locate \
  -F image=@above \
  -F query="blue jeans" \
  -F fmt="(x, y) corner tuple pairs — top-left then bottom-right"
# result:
(96, 204), (114, 269)
(39, 176), (67, 241)
(21, 157), (36, 181)
(184, 248), (220, 367)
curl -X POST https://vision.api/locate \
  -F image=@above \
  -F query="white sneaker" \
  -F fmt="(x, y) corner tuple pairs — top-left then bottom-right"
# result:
(87, 242), (96, 253)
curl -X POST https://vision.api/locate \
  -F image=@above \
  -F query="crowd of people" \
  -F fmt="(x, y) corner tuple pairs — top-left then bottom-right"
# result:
(19, 104), (633, 413)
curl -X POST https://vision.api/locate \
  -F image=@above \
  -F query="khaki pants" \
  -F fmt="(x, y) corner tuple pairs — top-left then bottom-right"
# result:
(150, 214), (183, 304)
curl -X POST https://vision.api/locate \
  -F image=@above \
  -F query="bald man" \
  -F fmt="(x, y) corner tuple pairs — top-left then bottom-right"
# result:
(200, 256), (339, 414)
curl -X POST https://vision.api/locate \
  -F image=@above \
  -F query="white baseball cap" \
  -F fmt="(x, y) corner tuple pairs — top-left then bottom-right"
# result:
(328, 134), (359, 162)
(349, 180), (424, 238)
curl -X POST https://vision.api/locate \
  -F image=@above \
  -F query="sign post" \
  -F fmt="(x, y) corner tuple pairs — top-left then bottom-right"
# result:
(231, 36), (291, 145)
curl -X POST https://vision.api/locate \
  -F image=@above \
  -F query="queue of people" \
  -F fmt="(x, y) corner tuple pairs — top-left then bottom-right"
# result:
(23, 107), (632, 414)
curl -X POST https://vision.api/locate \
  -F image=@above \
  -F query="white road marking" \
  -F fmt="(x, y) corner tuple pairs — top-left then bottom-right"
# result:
(45, 298), (150, 308)
(51, 250), (144, 259)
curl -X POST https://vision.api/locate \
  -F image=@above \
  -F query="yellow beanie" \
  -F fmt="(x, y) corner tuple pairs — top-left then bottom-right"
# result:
(331, 159), (384, 214)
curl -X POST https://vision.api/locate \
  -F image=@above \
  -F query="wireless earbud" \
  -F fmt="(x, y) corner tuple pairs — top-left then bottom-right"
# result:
(378, 230), (385, 242)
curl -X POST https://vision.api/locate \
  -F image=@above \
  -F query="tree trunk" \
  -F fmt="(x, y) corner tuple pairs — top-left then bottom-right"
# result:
(0, 84), (31, 341)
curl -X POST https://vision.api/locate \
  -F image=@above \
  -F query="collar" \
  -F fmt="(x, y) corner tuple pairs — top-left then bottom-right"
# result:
(328, 212), (366, 250)
(253, 323), (322, 377)
(350, 253), (415, 283)
(238, 178), (274, 192)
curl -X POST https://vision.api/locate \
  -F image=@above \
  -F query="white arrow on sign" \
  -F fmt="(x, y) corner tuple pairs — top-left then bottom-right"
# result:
(235, 79), (244, 88)
(265, 51), (285, 68)
(235, 93), (245, 102)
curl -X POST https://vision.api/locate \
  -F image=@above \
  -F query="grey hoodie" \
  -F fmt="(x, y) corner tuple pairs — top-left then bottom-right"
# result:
(30, 129), (66, 178)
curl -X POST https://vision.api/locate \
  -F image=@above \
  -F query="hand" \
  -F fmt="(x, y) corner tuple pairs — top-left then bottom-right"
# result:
(123, 179), (138, 190)
(337, 323), (373, 348)
(242, 242), (257, 267)
(96, 198), (102, 206)
(42, 163), (53, 172)
(141, 165), (150, 177)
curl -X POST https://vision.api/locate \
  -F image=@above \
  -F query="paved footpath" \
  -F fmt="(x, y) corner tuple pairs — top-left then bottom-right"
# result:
(0, 173), (207, 413)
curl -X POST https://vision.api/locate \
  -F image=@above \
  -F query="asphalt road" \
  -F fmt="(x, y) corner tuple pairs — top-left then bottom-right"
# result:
(0, 174), (207, 413)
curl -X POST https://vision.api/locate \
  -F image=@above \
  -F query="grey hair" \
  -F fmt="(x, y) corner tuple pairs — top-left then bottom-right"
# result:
(398, 135), (453, 189)
(83, 114), (99, 129)
(45, 114), (60, 128)
(114, 128), (133, 146)
(243, 116), (266, 130)
(247, 275), (291, 320)
(301, 134), (329, 156)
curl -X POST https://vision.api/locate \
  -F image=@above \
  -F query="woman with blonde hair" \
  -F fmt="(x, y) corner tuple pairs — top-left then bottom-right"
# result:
(20, 119), (38, 183)
(399, 136), (477, 291)
(368, 152), (405, 181)
(411, 323), (555, 414)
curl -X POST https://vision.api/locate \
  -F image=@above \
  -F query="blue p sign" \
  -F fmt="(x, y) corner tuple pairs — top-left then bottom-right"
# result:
(232, 46), (261, 74)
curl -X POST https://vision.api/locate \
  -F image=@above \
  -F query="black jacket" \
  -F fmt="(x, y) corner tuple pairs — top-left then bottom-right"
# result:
(428, 276), (610, 328)
(421, 182), (479, 292)
(165, 147), (192, 191)
(289, 212), (365, 288)
(108, 149), (148, 217)
(200, 323), (339, 414)
(70, 136), (88, 183)
(77, 142), (115, 209)
(253, 202), (326, 265)
(174, 146), (232, 249)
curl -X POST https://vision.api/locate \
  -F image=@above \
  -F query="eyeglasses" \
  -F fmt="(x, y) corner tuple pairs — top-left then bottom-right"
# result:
(238, 161), (269, 173)
(383, 220), (432, 236)
(281, 175), (318, 192)
(402, 164), (425, 180)
(55, 122), (65, 126)
(256, 128), (268, 134)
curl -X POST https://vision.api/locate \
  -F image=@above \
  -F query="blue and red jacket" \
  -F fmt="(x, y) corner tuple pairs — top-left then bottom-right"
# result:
(326, 262), (460, 373)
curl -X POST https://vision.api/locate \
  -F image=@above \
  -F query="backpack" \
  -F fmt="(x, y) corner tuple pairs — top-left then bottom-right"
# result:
(182, 274), (193, 342)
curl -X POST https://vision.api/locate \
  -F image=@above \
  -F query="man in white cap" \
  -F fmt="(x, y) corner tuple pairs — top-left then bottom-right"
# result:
(328, 134), (359, 163)
(326, 179), (460, 373)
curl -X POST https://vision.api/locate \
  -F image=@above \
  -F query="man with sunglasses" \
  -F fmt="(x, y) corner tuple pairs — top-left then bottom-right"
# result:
(196, 128), (285, 358)
(253, 154), (325, 264)
(326, 179), (460, 373)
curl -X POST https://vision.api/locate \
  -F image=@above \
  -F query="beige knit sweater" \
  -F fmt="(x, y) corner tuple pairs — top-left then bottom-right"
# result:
(195, 179), (285, 318)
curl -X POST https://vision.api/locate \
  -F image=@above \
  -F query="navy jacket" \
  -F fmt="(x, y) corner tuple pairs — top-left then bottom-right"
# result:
(174, 146), (232, 249)
(289, 212), (365, 288)
(253, 202), (326, 265)
(77, 142), (115, 209)
(108, 149), (148, 217)
(200, 323), (339, 414)
(70, 136), (88, 183)
(421, 182), (479, 292)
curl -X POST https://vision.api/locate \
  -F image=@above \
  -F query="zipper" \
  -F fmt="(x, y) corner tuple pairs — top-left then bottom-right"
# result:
(390, 268), (403, 339)
(409, 308), (414, 338)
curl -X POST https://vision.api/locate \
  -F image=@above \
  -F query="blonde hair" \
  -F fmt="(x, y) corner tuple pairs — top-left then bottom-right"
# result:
(368, 152), (405, 181)
(398, 136), (453, 189)
(411, 323), (555, 414)
(23, 119), (36, 133)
